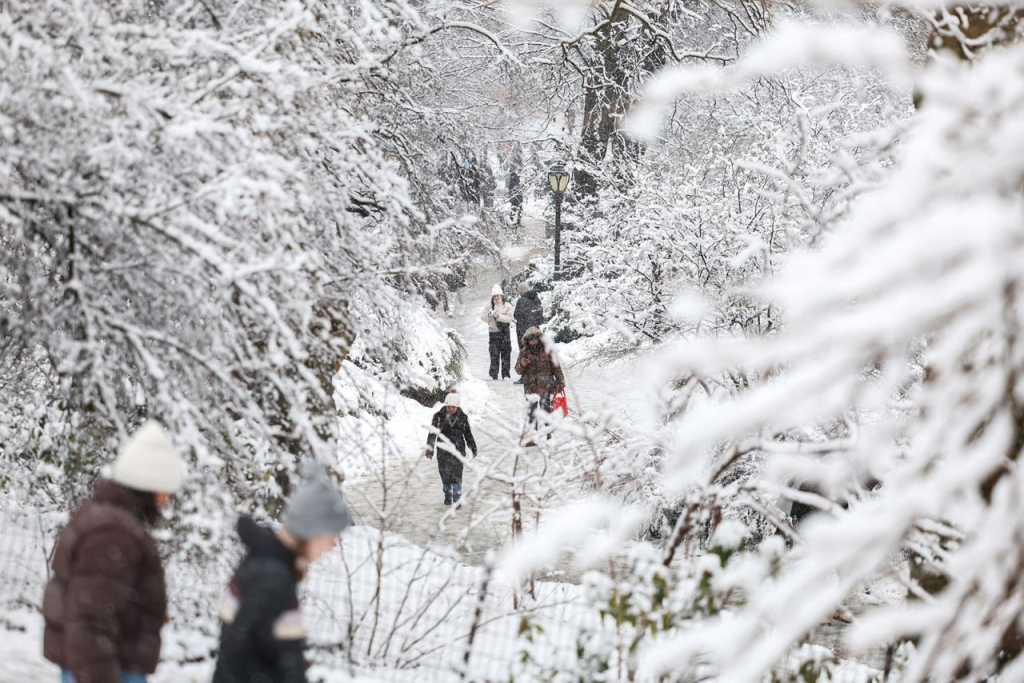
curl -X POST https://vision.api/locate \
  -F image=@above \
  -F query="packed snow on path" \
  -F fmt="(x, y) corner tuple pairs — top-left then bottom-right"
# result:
(340, 208), (650, 570)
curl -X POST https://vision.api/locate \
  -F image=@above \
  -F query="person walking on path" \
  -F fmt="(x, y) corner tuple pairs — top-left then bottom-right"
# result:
(513, 282), (545, 384)
(424, 391), (478, 506)
(43, 421), (186, 683)
(514, 327), (566, 442)
(481, 284), (514, 380)
(514, 280), (545, 344)
(507, 168), (523, 228)
(213, 461), (352, 683)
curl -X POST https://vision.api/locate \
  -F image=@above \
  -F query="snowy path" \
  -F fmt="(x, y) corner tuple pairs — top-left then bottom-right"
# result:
(343, 207), (648, 571)
(339, 217), (893, 670)
(345, 211), (566, 566)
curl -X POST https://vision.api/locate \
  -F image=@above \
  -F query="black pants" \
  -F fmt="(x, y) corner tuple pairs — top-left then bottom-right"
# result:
(489, 332), (511, 378)
(527, 392), (553, 429)
(437, 449), (464, 487)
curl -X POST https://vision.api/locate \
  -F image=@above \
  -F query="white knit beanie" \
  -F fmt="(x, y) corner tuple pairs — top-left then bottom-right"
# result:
(491, 284), (503, 297)
(444, 393), (461, 408)
(111, 421), (185, 493)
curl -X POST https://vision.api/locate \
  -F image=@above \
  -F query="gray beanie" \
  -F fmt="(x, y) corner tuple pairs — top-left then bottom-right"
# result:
(517, 282), (530, 296)
(283, 461), (353, 539)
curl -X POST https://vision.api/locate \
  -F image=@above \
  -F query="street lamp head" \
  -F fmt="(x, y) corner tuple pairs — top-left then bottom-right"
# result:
(548, 165), (570, 194)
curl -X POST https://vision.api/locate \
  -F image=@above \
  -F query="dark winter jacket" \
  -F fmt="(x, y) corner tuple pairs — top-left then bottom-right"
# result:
(426, 407), (478, 486)
(43, 479), (168, 683)
(213, 516), (307, 683)
(514, 290), (544, 333)
(514, 327), (565, 397)
(507, 171), (523, 207)
(426, 407), (478, 458)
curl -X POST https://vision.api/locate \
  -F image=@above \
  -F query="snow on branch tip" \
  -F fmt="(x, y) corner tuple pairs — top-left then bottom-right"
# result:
(626, 21), (912, 142)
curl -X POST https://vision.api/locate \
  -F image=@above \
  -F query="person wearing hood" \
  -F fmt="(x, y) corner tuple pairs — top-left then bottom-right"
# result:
(480, 284), (515, 380)
(514, 327), (566, 440)
(424, 391), (478, 506)
(213, 462), (352, 683)
(43, 421), (186, 683)
(513, 282), (545, 353)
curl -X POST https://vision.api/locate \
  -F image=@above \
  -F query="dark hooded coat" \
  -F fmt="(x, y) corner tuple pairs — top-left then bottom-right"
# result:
(43, 480), (167, 683)
(514, 290), (544, 346)
(425, 407), (478, 486)
(514, 327), (565, 397)
(213, 516), (307, 683)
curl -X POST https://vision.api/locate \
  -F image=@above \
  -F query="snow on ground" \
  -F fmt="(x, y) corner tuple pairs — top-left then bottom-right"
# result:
(342, 208), (556, 564)
(0, 206), (606, 682)
(0, 516), (593, 682)
(334, 364), (436, 484)
(338, 204), (657, 572)
(0, 205), (902, 681)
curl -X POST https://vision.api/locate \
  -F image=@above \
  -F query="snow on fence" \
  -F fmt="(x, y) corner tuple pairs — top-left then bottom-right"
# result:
(0, 509), (591, 681)
(0, 508), (64, 612)
(301, 526), (595, 681)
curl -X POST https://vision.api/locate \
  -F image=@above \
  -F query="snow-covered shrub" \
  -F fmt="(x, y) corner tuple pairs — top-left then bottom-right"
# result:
(0, 0), (492, 550)
(619, 12), (1024, 683)
(515, 526), (785, 682)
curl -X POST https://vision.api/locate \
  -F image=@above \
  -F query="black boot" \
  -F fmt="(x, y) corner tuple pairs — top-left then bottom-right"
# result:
(443, 484), (452, 506)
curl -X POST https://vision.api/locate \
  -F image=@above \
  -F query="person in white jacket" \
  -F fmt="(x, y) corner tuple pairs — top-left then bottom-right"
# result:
(480, 284), (515, 380)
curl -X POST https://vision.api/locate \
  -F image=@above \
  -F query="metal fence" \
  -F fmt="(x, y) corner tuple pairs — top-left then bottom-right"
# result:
(0, 508), (590, 682)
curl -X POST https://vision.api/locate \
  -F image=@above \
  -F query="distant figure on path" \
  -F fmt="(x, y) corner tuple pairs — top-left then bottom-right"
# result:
(507, 168), (523, 227)
(515, 327), (566, 442)
(513, 282), (545, 384)
(43, 421), (186, 683)
(514, 283), (544, 350)
(481, 158), (497, 210)
(481, 284), (514, 380)
(445, 263), (467, 308)
(213, 462), (352, 683)
(424, 391), (478, 506)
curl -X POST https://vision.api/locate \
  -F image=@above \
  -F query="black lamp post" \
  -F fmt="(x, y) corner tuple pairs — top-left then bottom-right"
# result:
(548, 165), (570, 278)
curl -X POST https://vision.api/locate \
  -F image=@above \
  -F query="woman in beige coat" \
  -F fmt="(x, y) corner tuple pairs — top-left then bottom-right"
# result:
(481, 284), (515, 379)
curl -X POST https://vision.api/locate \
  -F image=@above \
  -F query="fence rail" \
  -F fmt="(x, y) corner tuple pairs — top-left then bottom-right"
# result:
(0, 509), (588, 682)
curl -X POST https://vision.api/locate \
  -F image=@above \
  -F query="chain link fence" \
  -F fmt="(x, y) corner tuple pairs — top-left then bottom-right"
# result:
(0, 508), (591, 682)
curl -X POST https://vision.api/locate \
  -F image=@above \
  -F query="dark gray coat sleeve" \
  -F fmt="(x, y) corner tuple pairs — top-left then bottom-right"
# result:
(463, 416), (478, 457)
(236, 561), (308, 683)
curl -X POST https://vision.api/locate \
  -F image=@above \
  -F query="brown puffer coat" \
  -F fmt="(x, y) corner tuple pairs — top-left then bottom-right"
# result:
(514, 326), (565, 397)
(43, 479), (168, 683)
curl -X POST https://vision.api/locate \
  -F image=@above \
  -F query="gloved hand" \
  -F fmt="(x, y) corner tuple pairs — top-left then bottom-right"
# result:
(424, 449), (433, 460)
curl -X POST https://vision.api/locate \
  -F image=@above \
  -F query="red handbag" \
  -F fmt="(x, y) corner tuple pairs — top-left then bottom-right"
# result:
(551, 385), (568, 417)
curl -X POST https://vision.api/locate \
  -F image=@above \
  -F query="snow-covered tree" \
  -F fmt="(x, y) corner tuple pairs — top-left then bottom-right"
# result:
(0, 0), (504, 539)
(549, 6), (1024, 680)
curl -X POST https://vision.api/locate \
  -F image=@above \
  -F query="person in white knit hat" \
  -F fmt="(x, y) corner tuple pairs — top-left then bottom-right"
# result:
(480, 284), (515, 380)
(43, 420), (185, 683)
(424, 390), (478, 505)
